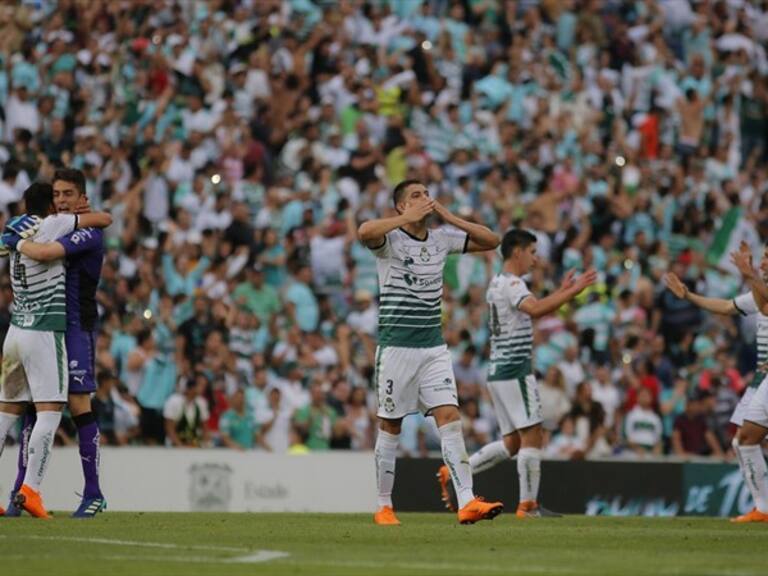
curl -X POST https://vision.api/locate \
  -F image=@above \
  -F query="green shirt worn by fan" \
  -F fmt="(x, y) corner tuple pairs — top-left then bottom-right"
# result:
(293, 405), (337, 450)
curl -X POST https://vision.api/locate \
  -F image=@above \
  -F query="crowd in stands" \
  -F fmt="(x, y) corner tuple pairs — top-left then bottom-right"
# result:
(1, 0), (768, 459)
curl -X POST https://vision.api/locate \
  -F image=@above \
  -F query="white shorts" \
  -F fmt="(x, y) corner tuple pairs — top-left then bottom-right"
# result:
(744, 375), (768, 429)
(0, 325), (68, 403)
(730, 387), (757, 426)
(487, 375), (543, 435)
(374, 345), (458, 419)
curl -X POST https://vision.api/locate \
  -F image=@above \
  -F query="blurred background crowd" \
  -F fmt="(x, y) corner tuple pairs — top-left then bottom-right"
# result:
(0, 0), (767, 459)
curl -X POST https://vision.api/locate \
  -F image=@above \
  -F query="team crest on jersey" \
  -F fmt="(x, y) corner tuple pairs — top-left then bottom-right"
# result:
(384, 397), (396, 413)
(419, 246), (431, 262)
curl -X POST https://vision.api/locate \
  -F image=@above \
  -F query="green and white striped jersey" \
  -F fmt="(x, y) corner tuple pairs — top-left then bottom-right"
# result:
(369, 227), (468, 348)
(10, 214), (77, 332)
(487, 273), (533, 381)
(733, 292), (768, 388)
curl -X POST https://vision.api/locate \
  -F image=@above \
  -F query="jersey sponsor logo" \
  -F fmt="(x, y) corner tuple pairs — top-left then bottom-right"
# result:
(403, 256), (415, 268)
(69, 229), (94, 245)
(403, 273), (442, 288)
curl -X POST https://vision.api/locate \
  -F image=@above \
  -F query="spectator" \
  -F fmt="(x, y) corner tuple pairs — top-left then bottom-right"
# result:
(672, 391), (725, 458)
(557, 344), (586, 397)
(92, 371), (118, 446)
(163, 375), (211, 448)
(258, 387), (294, 453)
(545, 415), (585, 459)
(570, 382), (610, 458)
(453, 345), (484, 400)
(285, 264), (320, 333)
(540, 366), (572, 432)
(293, 380), (343, 451)
(623, 388), (664, 457)
(219, 388), (257, 451)
(345, 386), (375, 451)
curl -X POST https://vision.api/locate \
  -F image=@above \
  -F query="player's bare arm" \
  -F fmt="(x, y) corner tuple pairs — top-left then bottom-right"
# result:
(18, 241), (65, 261)
(357, 201), (434, 247)
(663, 272), (737, 315)
(731, 248), (768, 313)
(519, 268), (598, 319)
(432, 201), (500, 252)
(77, 212), (113, 229)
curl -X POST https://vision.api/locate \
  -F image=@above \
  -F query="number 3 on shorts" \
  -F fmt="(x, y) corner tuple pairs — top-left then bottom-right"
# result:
(385, 379), (393, 395)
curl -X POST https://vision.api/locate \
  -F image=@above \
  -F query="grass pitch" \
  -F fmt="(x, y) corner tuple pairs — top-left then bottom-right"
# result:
(0, 512), (764, 576)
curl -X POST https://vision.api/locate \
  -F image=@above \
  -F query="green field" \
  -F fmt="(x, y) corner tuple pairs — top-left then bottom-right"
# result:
(0, 513), (764, 576)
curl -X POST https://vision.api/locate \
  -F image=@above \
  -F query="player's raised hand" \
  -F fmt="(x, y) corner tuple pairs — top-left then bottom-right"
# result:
(402, 199), (435, 224)
(74, 195), (92, 214)
(663, 272), (688, 299)
(560, 269), (576, 290)
(5, 214), (41, 239)
(431, 200), (451, 218)
(574, 268), (598, 292)
(730, 249), (757, 280)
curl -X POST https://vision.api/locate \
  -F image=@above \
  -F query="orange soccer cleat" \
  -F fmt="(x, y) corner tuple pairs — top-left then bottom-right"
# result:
(373, 506), (401, 526)
(458, 497), (503, 524)
(730, 508), (768, 523)
(436, 465), (457, 512)
(516, 500), (541, 518)
(14, 484), (51, 519)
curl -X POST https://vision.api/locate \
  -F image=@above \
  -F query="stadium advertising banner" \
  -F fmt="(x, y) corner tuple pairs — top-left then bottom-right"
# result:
(394, 459), (745, 518)
(681, 463), (751, 517)
(0, 448), (377, 513)
(394, 459), (683, 516)
(0, 449), (745, 516)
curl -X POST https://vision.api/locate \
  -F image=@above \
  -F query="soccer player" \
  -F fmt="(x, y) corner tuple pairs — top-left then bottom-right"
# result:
(0, 182), (111, 518)
(663, 244), (767, 517)
(728, 245), (768, 522)
(4, 169), (108, 517)
(439, 229), (596, 518)
(357, 179), (503, 525)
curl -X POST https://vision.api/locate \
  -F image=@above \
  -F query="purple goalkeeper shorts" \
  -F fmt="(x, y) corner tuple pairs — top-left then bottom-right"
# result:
(66, 326), (96, 394)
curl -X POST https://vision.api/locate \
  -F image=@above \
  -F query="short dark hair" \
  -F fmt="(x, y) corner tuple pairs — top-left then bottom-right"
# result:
(392, 179), (423, 212)
(53, 167), (86, 196)
(501, 229), (537, 260)
(23, 182), (54, 217)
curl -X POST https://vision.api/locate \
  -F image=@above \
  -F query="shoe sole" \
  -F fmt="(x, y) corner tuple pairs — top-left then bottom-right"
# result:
(460, 504), (504, 525)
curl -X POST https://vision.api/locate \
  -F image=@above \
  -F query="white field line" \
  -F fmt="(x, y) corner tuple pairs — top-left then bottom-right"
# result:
(293, 560), (763, 576)
(0, 535), (289, 564)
